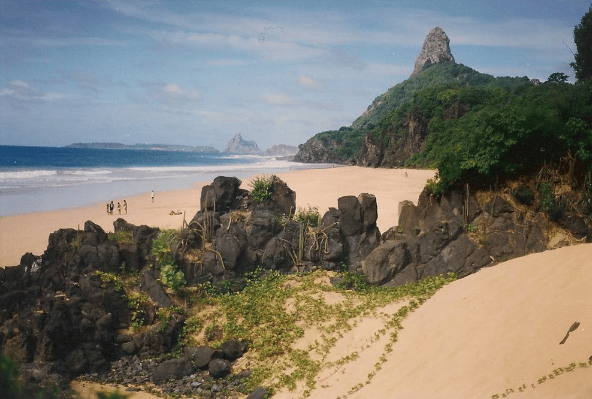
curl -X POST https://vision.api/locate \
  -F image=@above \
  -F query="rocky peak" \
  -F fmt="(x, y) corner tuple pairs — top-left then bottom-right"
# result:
(225, 134), (261, 154)
(410, 27), (455, 77)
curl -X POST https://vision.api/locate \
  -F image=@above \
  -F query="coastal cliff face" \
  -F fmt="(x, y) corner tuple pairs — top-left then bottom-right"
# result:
(410, 27), (455, 77)
(293, 136), (347, 164)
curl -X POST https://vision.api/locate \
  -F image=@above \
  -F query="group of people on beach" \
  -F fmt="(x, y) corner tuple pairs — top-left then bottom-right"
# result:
(107, 200), (128, 215)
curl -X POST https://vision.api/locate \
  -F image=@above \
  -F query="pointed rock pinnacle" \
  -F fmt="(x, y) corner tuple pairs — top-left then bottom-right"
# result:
(410, 27), (455, 77)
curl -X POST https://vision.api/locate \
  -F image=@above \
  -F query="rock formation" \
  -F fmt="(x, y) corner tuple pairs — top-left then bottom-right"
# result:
(410, 27), (455, 77)
(265, 144), (299, 157)
(293, 136), (347, 164)
(225, 134), (260, 154)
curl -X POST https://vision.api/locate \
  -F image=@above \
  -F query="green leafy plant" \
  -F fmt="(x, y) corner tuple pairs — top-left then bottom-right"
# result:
(127, 291), (151, 331)
(151, 230), (186, 292)
(250, 175), (274, 203)
(95, 271), (125, 291)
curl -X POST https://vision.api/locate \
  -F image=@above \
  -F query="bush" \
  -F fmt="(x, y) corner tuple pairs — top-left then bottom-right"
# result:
(151, 230), (186, 292)
(250, 175), (273, 203)
(294, 207), (321, 228)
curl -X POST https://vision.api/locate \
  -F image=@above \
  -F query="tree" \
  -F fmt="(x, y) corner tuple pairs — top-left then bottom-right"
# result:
(547, 72), (569, 83)
(571, 5), (592, 81)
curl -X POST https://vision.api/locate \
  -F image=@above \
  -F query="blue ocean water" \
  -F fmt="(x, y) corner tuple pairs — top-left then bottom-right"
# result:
(0, 146), (326, 216)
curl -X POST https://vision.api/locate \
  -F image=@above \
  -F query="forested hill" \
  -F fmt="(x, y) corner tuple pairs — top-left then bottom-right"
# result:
(294, 63), (532, 164)
(294, 62), (592, 193)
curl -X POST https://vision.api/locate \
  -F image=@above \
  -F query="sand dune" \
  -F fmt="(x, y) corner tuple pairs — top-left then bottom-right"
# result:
(284, 244), (592, 399)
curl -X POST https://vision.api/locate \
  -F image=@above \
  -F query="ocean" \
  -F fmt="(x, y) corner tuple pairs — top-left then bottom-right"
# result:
(0, 145), (330, 216)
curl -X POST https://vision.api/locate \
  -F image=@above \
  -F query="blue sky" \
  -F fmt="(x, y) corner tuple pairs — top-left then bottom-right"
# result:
(1, 0), (589, 150)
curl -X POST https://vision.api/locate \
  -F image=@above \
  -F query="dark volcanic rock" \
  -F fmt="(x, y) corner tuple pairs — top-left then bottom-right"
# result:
(200, 176), (248, 213)
(153, 357), (194, 381)
(139, 268), (173, 308)
(208, 358), (232, 379)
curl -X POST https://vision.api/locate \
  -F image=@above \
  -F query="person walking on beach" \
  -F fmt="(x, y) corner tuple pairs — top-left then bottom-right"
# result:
(151, 190), (155, 203)
(109, 201), (114, 215)
(106, 203), (110, 215)
(117, 202), (122, 215)
(123, 200), (128, 214)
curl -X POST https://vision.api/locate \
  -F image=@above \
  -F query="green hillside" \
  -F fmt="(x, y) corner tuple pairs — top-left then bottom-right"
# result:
(298, 63), (532, 160)
(296, 62), (592, 194)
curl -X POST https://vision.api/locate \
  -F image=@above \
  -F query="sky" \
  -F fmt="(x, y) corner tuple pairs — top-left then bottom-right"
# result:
(0, 0), (590, 151)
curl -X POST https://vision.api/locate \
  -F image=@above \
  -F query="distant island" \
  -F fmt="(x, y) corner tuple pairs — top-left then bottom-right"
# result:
(65, 142), (220, 153)
(225, 134), (299, 156)
(66, 137), (300, 157)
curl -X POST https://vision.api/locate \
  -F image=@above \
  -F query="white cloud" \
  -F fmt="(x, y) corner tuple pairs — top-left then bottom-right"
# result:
(0, 80), (66, 102)
(299, 76), (325, 92)
(260, 93), (295, 106)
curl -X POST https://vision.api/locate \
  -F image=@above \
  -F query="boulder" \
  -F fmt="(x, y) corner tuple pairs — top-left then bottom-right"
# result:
(338, 196), (363, 236)
(220, 339), (248, 361)
(247, 210), (280, 249)
(186, 345), (216, 369)
(267, 175), (297, 216)
(153, 358), (194, 381)
(209, 358), (232, 379)
(139, 269), (173, 308)
(362, 241), (410, 285)
(201, 176), (247, 213)
(246, 386), (272, 399)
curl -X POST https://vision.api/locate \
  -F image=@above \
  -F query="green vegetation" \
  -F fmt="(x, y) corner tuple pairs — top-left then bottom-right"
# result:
(410, 78), (592, 194)
(303, 63), (533, 160)
(250, 175), (274, 203)
(151, 230), (186, 292)
(180, 269), (456, 393)
(294, 206), (322, 229)
(571, 5), (592, 81)
(108, 230), (135, 244)
(0, 354), (128, 399)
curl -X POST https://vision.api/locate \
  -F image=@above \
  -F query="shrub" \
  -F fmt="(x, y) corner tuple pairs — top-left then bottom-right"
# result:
(151, 230), (186, 292)
(250, 175), (274, 203)
(294, 207), (321, 228)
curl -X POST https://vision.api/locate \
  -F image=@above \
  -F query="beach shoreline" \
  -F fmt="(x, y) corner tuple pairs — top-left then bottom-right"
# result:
(0, 166), (436, 267)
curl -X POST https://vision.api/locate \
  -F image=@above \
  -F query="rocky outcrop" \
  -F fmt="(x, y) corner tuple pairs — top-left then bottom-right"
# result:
(180, 176), (380, 284)
(361, 185), (577, 286)
(0, 222), (133, 388)
(265, 144), (299, 157)
(225, 134), (260, 154)
(356, 106), (445, 168)
(410, 27), (455, 77)
(293, 136), (346, 164)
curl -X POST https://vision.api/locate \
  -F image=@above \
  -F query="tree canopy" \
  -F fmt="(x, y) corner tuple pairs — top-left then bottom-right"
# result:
(571, 5), (592, 81)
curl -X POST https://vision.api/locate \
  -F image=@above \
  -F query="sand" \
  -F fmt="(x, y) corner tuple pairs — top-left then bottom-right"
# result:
(2, 165), (590, 398)
(0, 166), (435, 267)
(286, 243), (592, 399)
